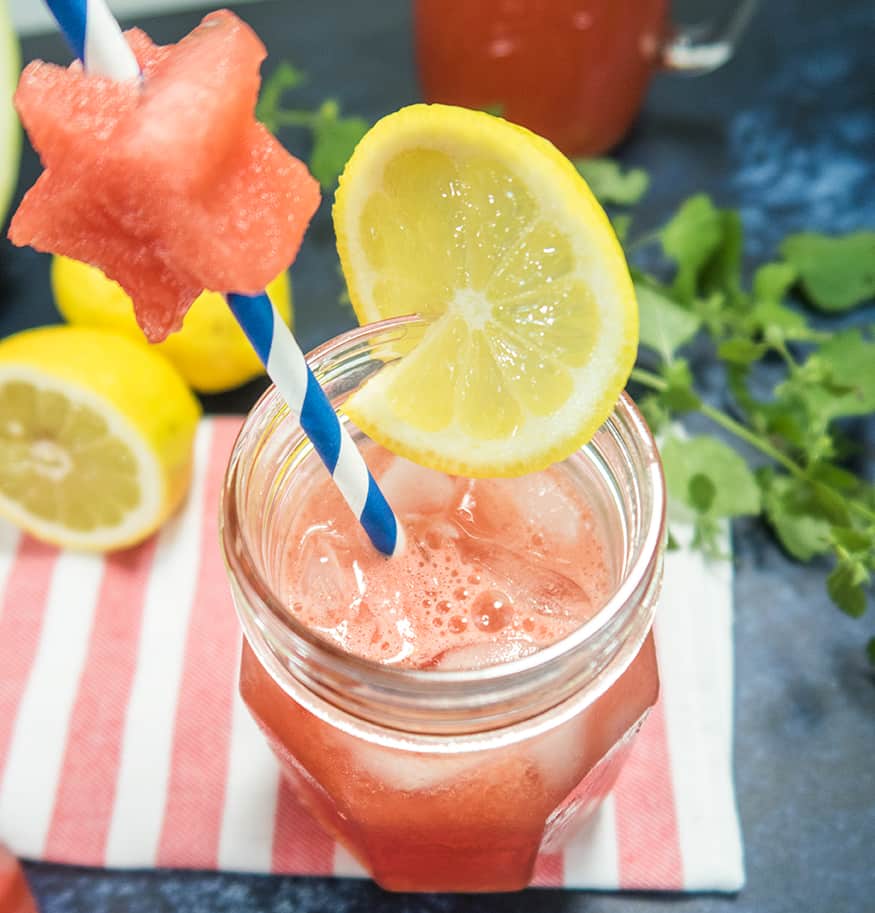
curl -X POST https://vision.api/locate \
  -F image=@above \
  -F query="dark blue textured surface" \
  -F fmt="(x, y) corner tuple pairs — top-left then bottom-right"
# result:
(3, 0), (874, 910)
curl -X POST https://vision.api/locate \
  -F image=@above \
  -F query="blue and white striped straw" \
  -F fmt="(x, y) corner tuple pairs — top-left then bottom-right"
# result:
(43, 0), (402, 555)
(227, 294), (401, 555)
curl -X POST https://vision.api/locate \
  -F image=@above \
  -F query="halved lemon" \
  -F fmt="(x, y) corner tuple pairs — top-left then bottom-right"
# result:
(0, 326), (200, 551)
(334, 104), (638, 477)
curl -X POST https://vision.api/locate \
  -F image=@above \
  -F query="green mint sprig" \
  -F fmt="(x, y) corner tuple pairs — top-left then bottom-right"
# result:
(257, 63), (368, 189)
(578, 163), (874, 659)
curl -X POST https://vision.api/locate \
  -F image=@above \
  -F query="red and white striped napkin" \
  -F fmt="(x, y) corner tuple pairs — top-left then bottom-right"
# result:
(0, 416), (743, 891)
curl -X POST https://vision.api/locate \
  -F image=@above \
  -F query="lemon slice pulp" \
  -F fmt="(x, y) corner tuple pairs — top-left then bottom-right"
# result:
(0, 326), (200, 550)
(334, 104), (638, 477)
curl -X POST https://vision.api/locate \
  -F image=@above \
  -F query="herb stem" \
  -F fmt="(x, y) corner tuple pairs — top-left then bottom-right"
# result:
(772, 339), (800, 372)
(630, 367), (875, 526)
(626, 228), (662, 251)
(696, 401), (801, 476)
(632, 367), (803, 477)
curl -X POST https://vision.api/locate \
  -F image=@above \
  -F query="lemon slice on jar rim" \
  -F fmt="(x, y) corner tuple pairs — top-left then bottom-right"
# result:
(333, 103), (638, 478)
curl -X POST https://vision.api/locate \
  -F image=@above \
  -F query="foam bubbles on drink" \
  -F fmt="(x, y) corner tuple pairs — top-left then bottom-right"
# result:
(472, 590), (513, 631)
(283, 449), (610, 670)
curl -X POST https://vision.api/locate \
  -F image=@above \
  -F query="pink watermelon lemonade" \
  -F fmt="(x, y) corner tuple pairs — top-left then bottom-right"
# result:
(222, 317), (666, 893)
(278, 446), (615, 670)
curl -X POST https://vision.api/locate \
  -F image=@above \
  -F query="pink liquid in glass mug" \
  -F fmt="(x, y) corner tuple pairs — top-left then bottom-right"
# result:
(415, 0), (758, 156)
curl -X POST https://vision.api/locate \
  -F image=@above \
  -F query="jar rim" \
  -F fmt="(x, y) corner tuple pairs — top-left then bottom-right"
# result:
(221, 315), (666, 695)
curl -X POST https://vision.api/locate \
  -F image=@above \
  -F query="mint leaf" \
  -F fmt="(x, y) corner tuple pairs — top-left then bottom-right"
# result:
(660, 359), (701, 412)
(831, 526), (872, 554)
(692, 514), (726, 556)
(612, 214), (633, 242)
(689, 473), (716, 512)
(758, 471), (833, 561)
(747, 298), (818, 343)
(815, 330), (875, 416)
(635, 281), (702, 361)
(768, 375), (837, 463)
(806, 474), (853, 526)
(747, 262), (819, 343)
(309, 101), (369, 188)
(256, 62), (370, 188)
(780, 231), (875, 312)
(702, 210), (744, 305)
(661, 194), (724, 302)
(718, 337), (768, 365)
(661, 436), (761, 518)
(827, 560), (868, 618)
(808, 461), (860, 494)
(771, 332), (875, 451)
(638, 393), (671, 434)
(693, 290), (734, 338)
(257, 62), (307, 132)
(753, 262), (798, 302)
(574, 158), (649, 206)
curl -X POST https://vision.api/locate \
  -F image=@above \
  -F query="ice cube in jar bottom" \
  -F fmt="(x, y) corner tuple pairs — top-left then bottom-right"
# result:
(348, 711), (587, 798)
(351, 740), (485, 793)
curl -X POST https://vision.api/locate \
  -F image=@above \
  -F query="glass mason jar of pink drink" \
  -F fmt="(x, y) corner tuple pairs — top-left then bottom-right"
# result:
(221, 316), (666, 893)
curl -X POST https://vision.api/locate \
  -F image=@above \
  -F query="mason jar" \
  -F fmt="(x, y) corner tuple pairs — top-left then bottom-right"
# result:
(221, 316), (665, 893)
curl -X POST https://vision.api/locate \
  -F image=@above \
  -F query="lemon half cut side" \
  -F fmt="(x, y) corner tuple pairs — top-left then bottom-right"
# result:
(0, 326), (200, 551)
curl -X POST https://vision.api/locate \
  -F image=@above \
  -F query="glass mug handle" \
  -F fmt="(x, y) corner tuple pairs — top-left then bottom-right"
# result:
(661, 0), (759, 74)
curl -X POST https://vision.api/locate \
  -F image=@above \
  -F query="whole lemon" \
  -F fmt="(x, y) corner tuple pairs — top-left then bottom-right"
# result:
(52, 255), (293, 393)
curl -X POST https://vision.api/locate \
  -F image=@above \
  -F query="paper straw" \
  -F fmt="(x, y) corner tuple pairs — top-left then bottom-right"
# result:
(43, 0), (402, 556)
(227, 294), (401, 555)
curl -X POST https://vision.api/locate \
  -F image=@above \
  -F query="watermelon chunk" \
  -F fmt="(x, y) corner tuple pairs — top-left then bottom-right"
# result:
(8, 11), (320, 342)
(0, 845), (38, 913)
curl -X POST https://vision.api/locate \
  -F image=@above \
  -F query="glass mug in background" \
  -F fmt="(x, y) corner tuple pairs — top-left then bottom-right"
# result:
(415, 0), (758, 156)
(222, 318), (666, 892)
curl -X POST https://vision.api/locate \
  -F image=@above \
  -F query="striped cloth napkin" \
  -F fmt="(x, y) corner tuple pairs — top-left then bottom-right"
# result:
(0, 416), (744, 892)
